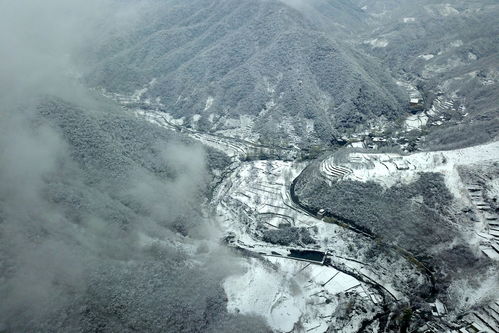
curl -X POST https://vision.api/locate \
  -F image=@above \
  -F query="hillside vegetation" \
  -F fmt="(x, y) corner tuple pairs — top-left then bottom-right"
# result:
(0, 94), (269, 332)
(83, 0), (407, 145)
(294, 163), (493, 304)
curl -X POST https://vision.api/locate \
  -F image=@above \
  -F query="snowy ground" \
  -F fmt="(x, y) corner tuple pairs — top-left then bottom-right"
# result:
(135, 109), (248, 158)
(212, 160), (318, 249)
(213, 114), (261, 144)
(405, 112), (429, 131)
(99, 86), (265, 148)
(426, 94), (465, 120)
(320, 141), (499, 264)
(321, 141), (499, 199)
(100, 87), (499, 331)
(213, 160), (425, 332)
(364, 38), (389, 48)
(213, 161), (378, 332)
(100, 85), (319, 148)
(458, 163), (499, 260)
(224, 257), (374, 333)
(132, 109), (274, 160)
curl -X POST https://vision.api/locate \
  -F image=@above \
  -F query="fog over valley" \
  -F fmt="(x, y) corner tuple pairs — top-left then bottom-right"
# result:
(0, 1), (498, 332)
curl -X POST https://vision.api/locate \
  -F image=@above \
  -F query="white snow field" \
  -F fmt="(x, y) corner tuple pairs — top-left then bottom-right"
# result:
(223, 256), (371, 333)
(119, 88), (497, 331)
(405, 112), (429, 131)
(321, 141), (499, 263)
(212, 160), (420, 332)
(135, 109), (249, 158)
(320, 141), (499, 198)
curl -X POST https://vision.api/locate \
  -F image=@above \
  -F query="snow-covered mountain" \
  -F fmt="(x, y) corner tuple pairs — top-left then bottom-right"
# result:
(82, 0), (408, 147)
(1, 1), (498, 332)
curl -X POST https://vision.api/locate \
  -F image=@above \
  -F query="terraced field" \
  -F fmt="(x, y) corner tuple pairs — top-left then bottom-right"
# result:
(131, 105), (498, 332)
(211, 160), (430, 332)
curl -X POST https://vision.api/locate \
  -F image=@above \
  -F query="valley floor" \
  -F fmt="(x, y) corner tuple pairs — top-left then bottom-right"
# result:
(134, 106), (498, 333)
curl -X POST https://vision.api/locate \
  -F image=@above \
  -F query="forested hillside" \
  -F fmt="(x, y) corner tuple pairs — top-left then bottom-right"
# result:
(354, 0), (499, 148)
(0, 93), (271, 332)
(82, 0), (407, 146)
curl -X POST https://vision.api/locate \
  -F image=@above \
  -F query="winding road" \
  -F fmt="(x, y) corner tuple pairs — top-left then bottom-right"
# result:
(135, 107), (440, 332)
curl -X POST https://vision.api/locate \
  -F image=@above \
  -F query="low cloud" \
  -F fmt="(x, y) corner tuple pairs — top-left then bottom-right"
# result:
(0, 1), (267, 331)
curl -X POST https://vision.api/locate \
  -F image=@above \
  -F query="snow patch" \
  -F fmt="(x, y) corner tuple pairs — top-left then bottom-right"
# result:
(426, 4), (459, 17)
(322, 141), (499, 201)
(263, 76), (277, 94)
(468, 52), (477, 61)
(419, 54), (434, 61)
(403, 17), (416, 23)
(131, 87), (148, 102)
(204, 96), (214, 111)
(305, 119), (314, 134)
(405, 113), (428, 131)
(224, 258), (304, 332)
(440, 4), (459, 16)
(364, 38), (389, 48)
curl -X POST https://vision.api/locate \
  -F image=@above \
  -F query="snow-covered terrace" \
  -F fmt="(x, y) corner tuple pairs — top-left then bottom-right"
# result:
(215, 160), (388, 332)
(320, 141), (499, 197)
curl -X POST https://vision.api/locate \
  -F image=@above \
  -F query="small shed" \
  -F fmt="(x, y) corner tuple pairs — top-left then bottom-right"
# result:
(409, 97), (424, 112)
(410, 98), (421, 106)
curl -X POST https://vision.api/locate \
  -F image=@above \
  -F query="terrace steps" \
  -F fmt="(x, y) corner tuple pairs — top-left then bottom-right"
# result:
(320, 159), (353, 180)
